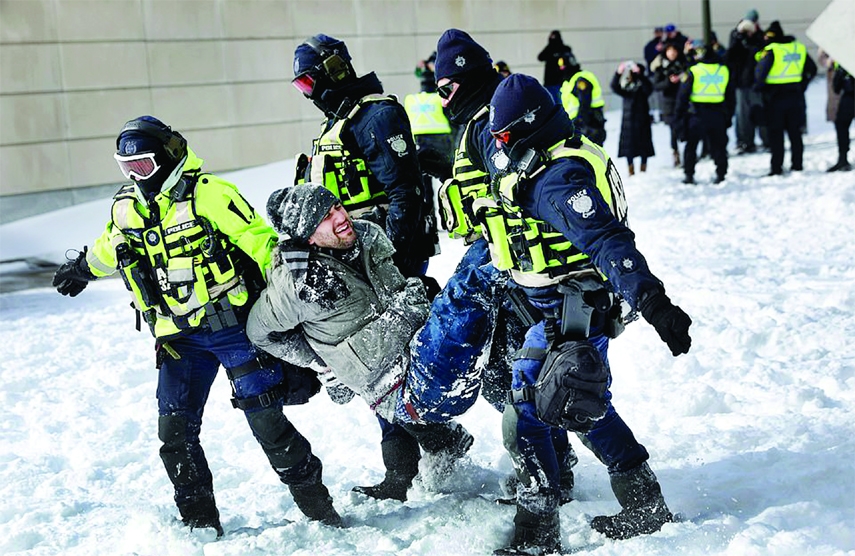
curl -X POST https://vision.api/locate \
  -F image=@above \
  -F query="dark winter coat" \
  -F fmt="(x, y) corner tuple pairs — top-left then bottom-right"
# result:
(726, 25), (765, 88)
(538, 33), (576, 87)
(610, 70), (655, 159)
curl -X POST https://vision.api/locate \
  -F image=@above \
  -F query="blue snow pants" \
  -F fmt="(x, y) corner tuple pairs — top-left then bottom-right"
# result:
(396, 239), (504, 423)
(157, 320), (321, 514)
(505, 290), (649, 516)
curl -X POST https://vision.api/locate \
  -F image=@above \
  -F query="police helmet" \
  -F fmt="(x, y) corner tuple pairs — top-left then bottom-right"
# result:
(292, 34), (354, 98)
(115, 116), (187, 200)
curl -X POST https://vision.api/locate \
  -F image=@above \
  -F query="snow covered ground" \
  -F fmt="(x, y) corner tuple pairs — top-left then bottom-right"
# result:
(1, 83), (853, 556)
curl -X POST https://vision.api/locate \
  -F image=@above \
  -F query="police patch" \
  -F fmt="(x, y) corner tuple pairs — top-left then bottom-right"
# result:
(491, 150), (510, 171)
(387, 134), (408, 157)
(146, 230), (160, 246)
(568, 190), (595, 218)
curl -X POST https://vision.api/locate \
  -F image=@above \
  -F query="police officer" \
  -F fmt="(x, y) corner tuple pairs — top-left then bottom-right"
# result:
(291, 34), (439, 282)
(51, 116), (341, 535)
(433, 29), (579, 544)
(405, 51), (456, 166)
(675, 44), (735, 184)
(291, 34), (461, 503)
(486, 75), (692, 555)
(753, 21), (817, 176)
(559, 60), (607, 146)
(404, 51), (458, 215)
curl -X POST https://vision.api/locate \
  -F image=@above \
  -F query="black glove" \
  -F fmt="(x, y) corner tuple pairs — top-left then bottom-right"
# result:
(52, 247), (95, 297)
(417, 275), (442, 301)
(417, 147), (453, 181)
(639, 291), (692, 356)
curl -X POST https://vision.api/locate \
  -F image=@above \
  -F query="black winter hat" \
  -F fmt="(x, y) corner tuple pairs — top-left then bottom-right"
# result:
(765, 21), (784, 40)
(435, 29), (492, 81)
(489, 73), (556, 136)
(267, 184), (339, 243)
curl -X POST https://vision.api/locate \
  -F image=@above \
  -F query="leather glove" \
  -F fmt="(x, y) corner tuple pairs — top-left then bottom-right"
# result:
(639, 291), (692, 356)
(52, 247), (94, 297)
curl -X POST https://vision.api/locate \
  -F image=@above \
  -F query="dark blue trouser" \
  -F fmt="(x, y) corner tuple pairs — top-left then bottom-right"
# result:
(506, 298), (649, 516)
(396, 239), (503, 423)
(158, 322), (320, 514)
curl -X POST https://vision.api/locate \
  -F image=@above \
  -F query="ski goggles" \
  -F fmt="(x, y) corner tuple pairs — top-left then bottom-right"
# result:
(292, 73), (316, 96)
(114, 152), (160, 181)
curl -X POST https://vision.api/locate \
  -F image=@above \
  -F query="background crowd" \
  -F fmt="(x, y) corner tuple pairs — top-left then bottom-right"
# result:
(449, 8), (852, 185)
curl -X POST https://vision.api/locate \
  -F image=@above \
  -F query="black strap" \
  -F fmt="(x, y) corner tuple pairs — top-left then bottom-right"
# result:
(513, 347), (548, 362)
(230, 382), (290, 411)
(225, 357), (263, 381)
(507, 386), (536, 404)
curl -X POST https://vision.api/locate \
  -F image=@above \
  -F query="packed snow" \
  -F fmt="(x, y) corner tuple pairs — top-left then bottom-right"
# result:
(0, 84), (853, 556)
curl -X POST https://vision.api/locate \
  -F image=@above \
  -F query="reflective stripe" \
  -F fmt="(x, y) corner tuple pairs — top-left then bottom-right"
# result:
(560, 71), (605, 118)
(689, 63), (729, 103)
(109, 177), (249, 338)
(762, 42), (807, 85)
(485, 136), (627, 283)
(404, 92), (452, 135)
(442, 106), (490, 240)
(309, 94), (390, 210)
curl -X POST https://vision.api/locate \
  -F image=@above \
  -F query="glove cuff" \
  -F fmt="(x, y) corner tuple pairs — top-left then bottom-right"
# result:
(638, 290), (669, 322)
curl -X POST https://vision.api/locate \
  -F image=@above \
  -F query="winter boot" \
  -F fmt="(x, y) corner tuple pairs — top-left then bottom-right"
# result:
(494, 506), (561, 555)
(352, 432), (420, 502)
(178, 492), (224, 537)
(590, 462), (673, 540)
(558, 447), (578, 505)
(640, 162), (647, 173)
(672, 149), (681, 167)
(627, 163), (635, 176)
(289, 482), (343, 527)
(402, 421), (473, 484)
(827, 158), (852, 172)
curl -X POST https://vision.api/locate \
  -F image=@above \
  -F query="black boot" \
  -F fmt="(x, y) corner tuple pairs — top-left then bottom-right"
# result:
(494, 506), (561, 555)
(590, 462), (673, 540)
(178, 492), (224, 537)
(352, 432), (420, 502)
(402, 421), (473, 484)
(289, 482), (343, 527)
(558, 446), (578, 505)
(827, 158), (852, 172)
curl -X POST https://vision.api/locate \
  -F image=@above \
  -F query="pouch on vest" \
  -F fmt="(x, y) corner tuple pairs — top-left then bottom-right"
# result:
(167, 257), (195, 303)
(534, 340), (609, 433)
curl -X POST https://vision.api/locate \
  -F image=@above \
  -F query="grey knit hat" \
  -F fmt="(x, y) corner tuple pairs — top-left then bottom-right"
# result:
(267, 184), (339, 243)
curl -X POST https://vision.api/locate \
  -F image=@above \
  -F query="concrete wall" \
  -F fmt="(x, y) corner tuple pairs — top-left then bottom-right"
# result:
(0, 0), (830, 224)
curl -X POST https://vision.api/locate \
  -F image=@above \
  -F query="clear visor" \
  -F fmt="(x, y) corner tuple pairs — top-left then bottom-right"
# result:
(114, 152), (159, 181)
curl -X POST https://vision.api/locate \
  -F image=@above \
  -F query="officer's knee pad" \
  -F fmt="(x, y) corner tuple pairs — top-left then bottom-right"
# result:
(158, 414), (187, 448)
(534, 341), (609, 433)
(158, 414), (197, 486)
(246, 406), (296, 444)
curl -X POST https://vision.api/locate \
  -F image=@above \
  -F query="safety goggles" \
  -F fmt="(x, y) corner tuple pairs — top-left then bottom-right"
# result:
(114, 152), (160, 181)
(490, 107), (541, 145)
(490, 130), (512, 145)
(292, 73), (316, 96)
(437, 81), (458, 100)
